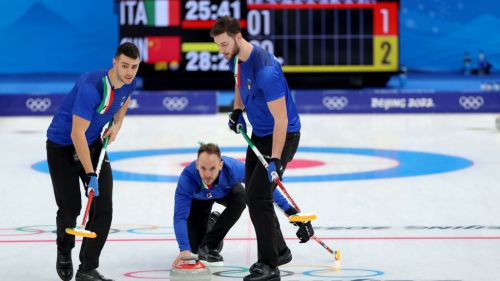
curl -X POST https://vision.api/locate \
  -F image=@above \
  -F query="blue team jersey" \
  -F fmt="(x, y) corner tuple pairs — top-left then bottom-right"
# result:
(173, 155), (291, 251)
(229, 45), (301, 137)
(47, 70), (136, 145)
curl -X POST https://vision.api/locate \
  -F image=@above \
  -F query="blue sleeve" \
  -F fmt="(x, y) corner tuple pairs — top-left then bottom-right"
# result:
(273, 188), (291, 212)
(232, 158), (245, 183)
(72, 83), (100, 121)
(173, 173), (195, 252)
(222, 156), (245, 184)
(256, 66), (286, 102)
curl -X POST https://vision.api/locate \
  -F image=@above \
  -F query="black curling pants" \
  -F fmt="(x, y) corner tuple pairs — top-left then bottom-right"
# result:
(46, 139), (113, 271)
(187, 183), (246, 253)
(245, 131), (300, 267)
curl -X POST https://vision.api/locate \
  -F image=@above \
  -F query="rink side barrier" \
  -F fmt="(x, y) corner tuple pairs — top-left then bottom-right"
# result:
(0, 91), (217, 116)
(294, 89), (500, 113)
(1, 89), (499, 116)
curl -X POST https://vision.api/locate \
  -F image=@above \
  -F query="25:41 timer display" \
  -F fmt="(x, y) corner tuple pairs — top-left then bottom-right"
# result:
(185, 0), (241, 20)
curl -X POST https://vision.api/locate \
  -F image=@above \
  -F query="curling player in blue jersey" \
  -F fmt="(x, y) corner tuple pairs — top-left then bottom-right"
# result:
(46, 42), (140, 281)
(211, 16), (314, 281)
(171, 143), (312, 269)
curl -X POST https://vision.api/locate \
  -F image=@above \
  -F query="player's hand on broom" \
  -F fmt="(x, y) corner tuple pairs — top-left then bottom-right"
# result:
(266, 158), (284, 183)
(295, 221), (314, 243)
(171, 250), (192, 268)
(228, 109), (246, 134)
(85, 173), (99, 197)
(284, 206), (299, 217)
(102, 123), (119, 145)
(285, 206), (315, 243)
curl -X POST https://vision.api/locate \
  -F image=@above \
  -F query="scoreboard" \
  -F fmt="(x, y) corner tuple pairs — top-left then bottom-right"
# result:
(118, 0), (399, 89)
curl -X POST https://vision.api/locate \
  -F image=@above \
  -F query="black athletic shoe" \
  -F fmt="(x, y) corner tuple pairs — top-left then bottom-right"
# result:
(56, 252), (73, 281)
(249, 247), (292, 273)
(198, 244), (224, 262)
(75, 269), (114, 281)
(244, 262), (280, 281)
(277, 247), (292, 266)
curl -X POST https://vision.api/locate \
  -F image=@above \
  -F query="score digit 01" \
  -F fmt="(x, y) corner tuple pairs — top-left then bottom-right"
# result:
(247, 9), (277, 59)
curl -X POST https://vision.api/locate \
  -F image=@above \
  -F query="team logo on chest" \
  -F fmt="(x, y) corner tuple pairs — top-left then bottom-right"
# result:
(201, 182), (213, 198)
(120, 96), (126, 107)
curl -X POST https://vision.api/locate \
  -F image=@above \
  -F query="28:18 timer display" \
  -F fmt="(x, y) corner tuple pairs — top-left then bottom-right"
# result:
(185, 52), (229, 72)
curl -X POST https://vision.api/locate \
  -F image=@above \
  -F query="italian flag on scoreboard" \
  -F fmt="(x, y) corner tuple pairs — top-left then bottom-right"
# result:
(145, 0), (180, 27)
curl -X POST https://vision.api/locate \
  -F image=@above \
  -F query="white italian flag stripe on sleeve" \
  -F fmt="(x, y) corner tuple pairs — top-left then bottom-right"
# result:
(97, 76), (115, 114)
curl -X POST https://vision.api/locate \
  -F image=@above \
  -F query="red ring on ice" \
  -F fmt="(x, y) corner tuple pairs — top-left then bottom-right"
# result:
(123, 269), (170, 279)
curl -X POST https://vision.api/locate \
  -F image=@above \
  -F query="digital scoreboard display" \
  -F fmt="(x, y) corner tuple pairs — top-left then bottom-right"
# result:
(118, 0), (399, 89)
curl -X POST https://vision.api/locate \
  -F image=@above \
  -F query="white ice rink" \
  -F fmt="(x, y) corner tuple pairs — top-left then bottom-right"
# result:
(1, 113), (500, 281)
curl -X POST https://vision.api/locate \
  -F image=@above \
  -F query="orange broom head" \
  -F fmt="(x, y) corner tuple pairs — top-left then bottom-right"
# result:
(65, 227), (97, 239)
(288, 212), (317, 222)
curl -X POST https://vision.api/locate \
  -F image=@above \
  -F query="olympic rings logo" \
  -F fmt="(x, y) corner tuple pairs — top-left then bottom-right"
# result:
(162, 97), (189, 111)
(459, 96), (484, 110)
(0, 225), (175, 237)
(124, 266), (384, 279)
(25, 98), (51, 112)
(322, 96), (348, 110)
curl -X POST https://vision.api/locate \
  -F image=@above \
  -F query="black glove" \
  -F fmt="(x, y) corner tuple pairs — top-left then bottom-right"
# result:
(284, 206), (299, 216)
(295, 221), (314, 243)
(228, 109), (246, 134)
(266, 158), (283, 182)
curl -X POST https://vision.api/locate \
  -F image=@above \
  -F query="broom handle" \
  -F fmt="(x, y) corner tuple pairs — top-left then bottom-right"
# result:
(79, 120), (113, 227)
(237, 124), (340, 260)
(237, 124), (301, 210)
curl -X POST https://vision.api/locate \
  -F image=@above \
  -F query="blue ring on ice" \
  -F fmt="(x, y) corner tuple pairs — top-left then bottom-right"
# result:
(32, 146), (473, 183)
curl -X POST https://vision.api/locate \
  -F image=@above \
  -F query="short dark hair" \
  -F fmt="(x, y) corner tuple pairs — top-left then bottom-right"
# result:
(115, 42), (140, 60)
(210, 16), (241, 38)
(197, 143), (221, 159)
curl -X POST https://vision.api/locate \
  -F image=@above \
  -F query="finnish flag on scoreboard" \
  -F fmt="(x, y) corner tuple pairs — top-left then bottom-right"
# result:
(145, 0), (180, 27)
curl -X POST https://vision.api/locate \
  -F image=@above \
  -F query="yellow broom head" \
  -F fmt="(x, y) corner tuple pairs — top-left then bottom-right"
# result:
(65, 227), (97, 239)
(331, 250), (341, 271)
(331, 259), (341, 271)
(288, 212), (317, 222)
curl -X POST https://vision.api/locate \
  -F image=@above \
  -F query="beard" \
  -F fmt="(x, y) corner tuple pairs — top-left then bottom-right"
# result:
(232, 42), (240, 57)
(226, 39), (240, 60)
